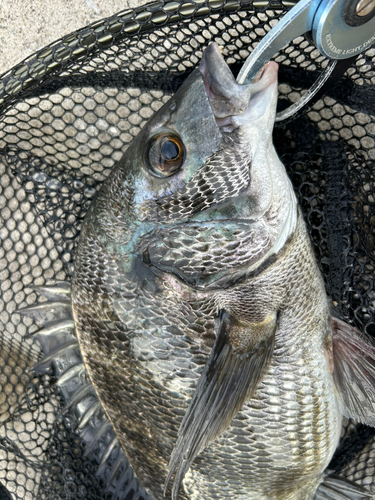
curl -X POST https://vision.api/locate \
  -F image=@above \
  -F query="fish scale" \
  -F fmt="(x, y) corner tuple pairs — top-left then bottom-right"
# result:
(145, 223), (270, 283)
(73, 215), (212, 498)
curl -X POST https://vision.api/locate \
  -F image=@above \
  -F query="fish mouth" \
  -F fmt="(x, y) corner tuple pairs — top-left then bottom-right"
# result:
(199, 42), (278, 132)
(252, 64), (266, 83)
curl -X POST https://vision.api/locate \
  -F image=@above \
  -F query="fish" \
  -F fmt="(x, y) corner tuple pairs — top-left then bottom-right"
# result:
(21, 42), (375, 500)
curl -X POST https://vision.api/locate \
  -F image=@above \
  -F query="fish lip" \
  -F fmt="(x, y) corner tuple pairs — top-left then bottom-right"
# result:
(249, 60), (278, 91)
(252, 65), (265, 84)
(199, 43), (278, 130)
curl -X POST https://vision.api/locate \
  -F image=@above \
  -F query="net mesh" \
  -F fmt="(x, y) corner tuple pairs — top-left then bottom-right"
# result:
(0, 0), (374, 498)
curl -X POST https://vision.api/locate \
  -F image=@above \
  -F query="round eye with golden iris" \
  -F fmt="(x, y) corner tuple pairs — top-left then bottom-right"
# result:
(147, 133), (185, 177)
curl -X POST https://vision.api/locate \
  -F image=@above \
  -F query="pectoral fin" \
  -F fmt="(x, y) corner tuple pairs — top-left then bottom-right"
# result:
(165, 309), (277, 500)
(332, 317), (375, 426)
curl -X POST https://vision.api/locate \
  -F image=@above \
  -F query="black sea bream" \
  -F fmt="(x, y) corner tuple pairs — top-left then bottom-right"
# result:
(25, 43), (375, 500)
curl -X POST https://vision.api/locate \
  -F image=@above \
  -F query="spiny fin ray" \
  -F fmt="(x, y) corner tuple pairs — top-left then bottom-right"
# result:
(78, 400), (101, 429)
(58, 383), (92, 416)
(97, 436), (119, 474)
(30, 281), (71, 301)
(57, 363), (85, 386)
(29, 339), (79, 372)
(28, 319), (75, 339)
(108, 451), (126, 486)
(19, 282), (147, 497)
(18, 301), (72, 325)
(84, 420), (111, 458)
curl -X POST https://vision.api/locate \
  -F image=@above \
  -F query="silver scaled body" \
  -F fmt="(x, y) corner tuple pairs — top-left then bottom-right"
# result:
(73, 208), (341, 500)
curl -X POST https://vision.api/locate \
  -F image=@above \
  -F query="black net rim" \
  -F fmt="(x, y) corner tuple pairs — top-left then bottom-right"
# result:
(0, 0), (299, 113)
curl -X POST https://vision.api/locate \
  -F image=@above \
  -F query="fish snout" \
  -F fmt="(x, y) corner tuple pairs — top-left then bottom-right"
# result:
(199, 42), (279, 132)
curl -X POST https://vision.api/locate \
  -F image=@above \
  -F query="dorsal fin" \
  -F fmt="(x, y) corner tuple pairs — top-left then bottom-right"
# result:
(18, 283), (151, 499)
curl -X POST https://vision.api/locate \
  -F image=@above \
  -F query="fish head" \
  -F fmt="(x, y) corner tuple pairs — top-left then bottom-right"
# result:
(94, 43), (281, 233)
(90, 42), (297, 284)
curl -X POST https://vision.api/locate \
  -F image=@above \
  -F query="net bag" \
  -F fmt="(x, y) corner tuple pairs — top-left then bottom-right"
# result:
(0, 0), (374, 498)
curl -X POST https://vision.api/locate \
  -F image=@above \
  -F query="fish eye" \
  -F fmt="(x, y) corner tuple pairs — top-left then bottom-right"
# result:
(146, 133), (185, 177)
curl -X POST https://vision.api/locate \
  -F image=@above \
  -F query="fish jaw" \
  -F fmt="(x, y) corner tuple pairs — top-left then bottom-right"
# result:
(92, 44), (280, 237)
(199, 42), (278, 134)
